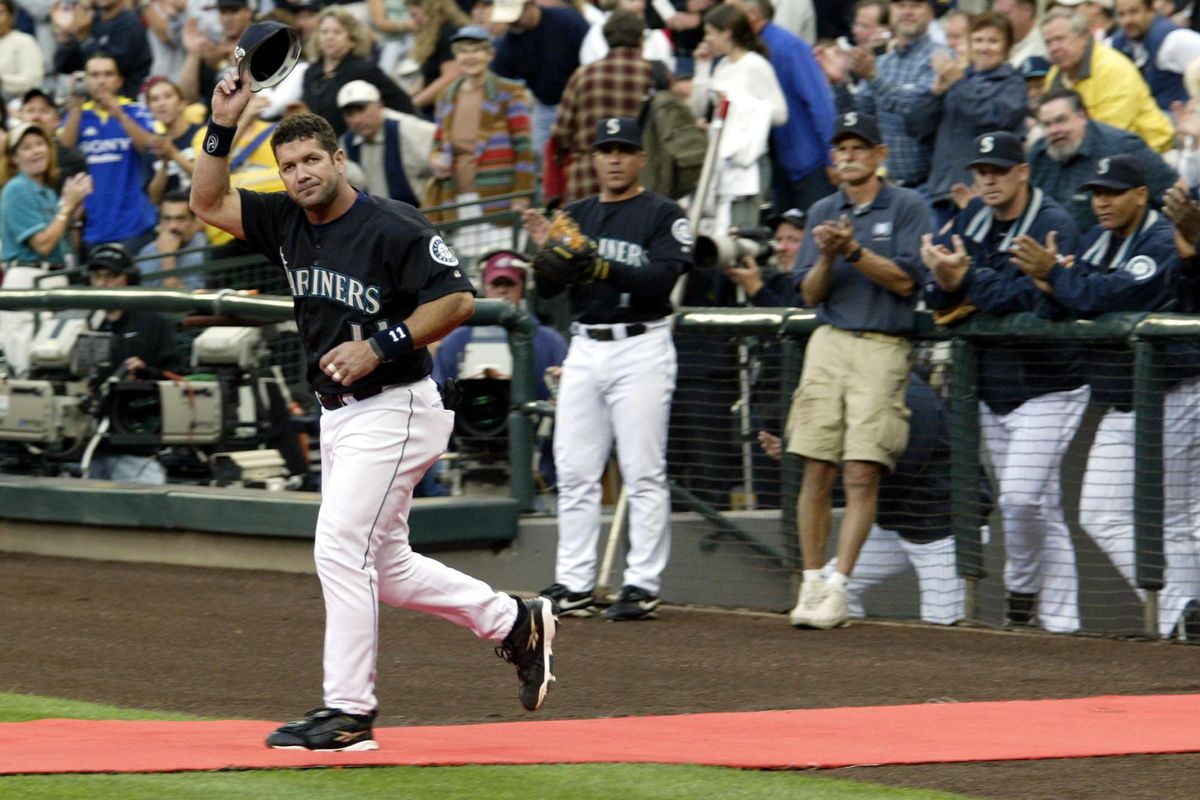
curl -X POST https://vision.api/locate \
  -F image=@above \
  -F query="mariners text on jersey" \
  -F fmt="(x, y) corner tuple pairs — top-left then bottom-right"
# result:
(285, 264), (383, 314)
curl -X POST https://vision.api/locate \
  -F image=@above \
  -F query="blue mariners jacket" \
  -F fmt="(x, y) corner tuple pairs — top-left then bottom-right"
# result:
(1042, 209), (1200, 408)
(925, 189), (1085, 414)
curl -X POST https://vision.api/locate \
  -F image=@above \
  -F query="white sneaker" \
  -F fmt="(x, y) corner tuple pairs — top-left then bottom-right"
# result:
(807, 582), (850, 630)
(788, 579), (827, 627)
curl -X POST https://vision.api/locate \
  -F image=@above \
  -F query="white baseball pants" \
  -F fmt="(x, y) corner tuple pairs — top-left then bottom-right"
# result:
(823, 527), (964, 625)
(980, 385), (1090, 633)
(1079, 377), (1200, 638)
(553, 326), (676, 595)
(315, 379), (517, 715)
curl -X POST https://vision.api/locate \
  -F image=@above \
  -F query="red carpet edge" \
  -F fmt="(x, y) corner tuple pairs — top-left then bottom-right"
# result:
(3, 694), (1199, 775)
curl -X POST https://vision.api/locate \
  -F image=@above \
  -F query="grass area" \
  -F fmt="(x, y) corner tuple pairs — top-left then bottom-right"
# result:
(0, 693), (975, 800)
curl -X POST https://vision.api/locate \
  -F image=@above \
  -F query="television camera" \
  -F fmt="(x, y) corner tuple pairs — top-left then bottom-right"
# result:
(0, 313), (309, 488)
(694, 226), (775, 271)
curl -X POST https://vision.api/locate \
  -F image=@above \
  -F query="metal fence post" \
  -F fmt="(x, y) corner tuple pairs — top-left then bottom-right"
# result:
(1132, 338), (1165, 637)
(947, 336), (984, 620)
(779, 332), (803, 569)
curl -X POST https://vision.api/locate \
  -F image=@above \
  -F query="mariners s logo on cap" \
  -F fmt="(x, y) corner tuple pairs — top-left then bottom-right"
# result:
(979, 136), (994, 154)
(843, 112), (858, 127)
(1098, 158), (1110, 175)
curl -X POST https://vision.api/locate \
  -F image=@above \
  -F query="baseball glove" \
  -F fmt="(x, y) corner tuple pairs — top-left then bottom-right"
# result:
(532, 213), (609, 285)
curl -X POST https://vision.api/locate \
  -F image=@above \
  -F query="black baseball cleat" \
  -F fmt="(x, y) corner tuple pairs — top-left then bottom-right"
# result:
(1005, 591), (1038, 628)
(602, 585), (659, 621)
(265, 707), (379, 751)
(496, 596), (558, 711)
(540, 582), (595, 617)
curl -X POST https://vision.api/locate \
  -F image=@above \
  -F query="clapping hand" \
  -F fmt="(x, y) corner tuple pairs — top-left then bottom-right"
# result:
(1010, 231), (1061, 283)
(920, 233), (970, 291)
(1164, 179), (1200, 259)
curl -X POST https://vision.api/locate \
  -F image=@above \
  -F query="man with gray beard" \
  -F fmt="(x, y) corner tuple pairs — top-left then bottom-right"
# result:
(1027, 88), (1176, 232)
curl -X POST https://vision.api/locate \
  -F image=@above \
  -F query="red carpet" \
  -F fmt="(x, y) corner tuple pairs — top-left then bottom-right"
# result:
(4, 694), (1200, 775)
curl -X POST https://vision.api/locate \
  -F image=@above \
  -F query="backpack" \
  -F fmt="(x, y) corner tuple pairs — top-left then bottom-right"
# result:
(639, 62), (708, 201)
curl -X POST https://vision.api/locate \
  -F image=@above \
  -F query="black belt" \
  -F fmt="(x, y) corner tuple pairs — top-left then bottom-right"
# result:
(316, 384), (384, 411)
(578, 323), (650, 341)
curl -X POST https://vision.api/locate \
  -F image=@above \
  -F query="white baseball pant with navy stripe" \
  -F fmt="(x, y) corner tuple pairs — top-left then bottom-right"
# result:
(553, 326), (676, 595)
(980, 385), (1090, 633)
(1080, 377), (1200, 638)
(316, 378), (517, 715)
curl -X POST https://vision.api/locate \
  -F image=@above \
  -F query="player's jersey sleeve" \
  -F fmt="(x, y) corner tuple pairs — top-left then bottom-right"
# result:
(604, 200), (692, 298)
(1049, 226), (1179, 316)
(238, 189), (290, 258)
(399, 228), (476, 304)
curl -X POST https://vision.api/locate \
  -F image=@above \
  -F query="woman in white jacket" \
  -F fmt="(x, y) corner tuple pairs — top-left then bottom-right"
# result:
(690, 2), (787, 231)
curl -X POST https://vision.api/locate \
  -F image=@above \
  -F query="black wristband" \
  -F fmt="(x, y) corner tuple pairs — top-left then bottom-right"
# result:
(370, 321), (414, 361)
(845, 245), (865, 263)
(203, 120), (237, 158)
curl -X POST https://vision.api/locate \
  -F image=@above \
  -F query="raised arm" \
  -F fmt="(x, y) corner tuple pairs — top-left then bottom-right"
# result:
(190, 69), (250, 241)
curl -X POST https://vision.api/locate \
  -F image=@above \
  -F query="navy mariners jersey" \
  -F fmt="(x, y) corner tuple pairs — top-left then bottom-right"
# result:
(239, 190), (475, 395)
(794, 183), (930, 335)
(537, 190), (692, 324)
(926, 190), (1085, 415)
(1050, 210), (1198, 408)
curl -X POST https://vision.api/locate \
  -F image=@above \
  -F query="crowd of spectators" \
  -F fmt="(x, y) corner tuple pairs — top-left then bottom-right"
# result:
(4, 0), (1200, 633)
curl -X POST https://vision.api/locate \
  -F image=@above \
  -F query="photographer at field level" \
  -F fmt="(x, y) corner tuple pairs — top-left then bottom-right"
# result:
(85, 243), (185, 484)
(720, 207), (806, 307)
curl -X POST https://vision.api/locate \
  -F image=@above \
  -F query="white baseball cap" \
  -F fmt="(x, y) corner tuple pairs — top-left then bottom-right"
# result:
(336, 80), (382, 109)
(490, 0), (528, 25)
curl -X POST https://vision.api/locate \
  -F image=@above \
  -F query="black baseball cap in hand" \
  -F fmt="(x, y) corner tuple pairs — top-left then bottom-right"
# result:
(967, 132), (1025, 170)
(831, 111), (882, 147)
(1080, 155), (1147, 192)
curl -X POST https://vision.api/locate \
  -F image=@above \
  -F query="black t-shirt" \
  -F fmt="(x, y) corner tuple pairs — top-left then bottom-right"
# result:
(538, 190), (692, 324)
(238, 190), (476, 394)
(418, 23), (458, 112)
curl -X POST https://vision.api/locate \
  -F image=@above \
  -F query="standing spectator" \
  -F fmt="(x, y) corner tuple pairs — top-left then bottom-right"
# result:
(783, 112), (929, 631)
(58, 53), (161, 254)
(142, 0), (190, 79)
(52, 0), (153, 98)
(739, 0), (837, 217)
(143, 76), (202, 205)
(300, 5), (415, 137)
(490, 0), (589, 160)
(1029, 88), (1177, 231)
(0, 122), (91, 377)
(551, 9), (654, 203)
(369, 0), (418, 82)
(522, 117), (692, 621)
(921, 131), (1086, 632)
(851, 0), (890, 52)
(579, 0), (674, 70)
(1057, 0), (1120, 41)
(138, 189), (208, 289)
(405, 0), (469, 114)
(940, 8), (970, 59)
(423, 25), (533, 256)
(908, 12), (1027, 225)
(337, 79), (434, 205)
(17, 88), (88, 190)
(1112, 0), (1200, 111)
(1042, 7), (1175, 152)
(690, 2), (787, 229)
(0, 0), (43, 98)
(1013, 154), (1200, 640)
(836, 0), (950, 190)
(997, 0), (1048, 68)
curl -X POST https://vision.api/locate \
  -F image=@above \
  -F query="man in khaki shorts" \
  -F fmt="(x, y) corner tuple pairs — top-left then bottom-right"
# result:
(785, 111), (931, 630)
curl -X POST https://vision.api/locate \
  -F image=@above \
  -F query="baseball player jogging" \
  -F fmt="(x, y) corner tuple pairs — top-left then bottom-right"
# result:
(191, 69), (558, 752)
(522, 117), (693, 621)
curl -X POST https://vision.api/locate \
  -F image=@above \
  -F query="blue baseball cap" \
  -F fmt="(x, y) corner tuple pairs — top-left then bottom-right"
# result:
(592, 117), (643, 150)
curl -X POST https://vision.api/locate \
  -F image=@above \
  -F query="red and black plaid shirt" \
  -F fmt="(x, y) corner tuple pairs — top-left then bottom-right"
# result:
(551, 47), (655, 202)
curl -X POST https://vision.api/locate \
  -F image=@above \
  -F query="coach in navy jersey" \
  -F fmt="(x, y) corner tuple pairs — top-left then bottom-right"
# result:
(1013, 154), (1200, 640)
(922, 130), (1088, 634)
(191, 71), (558, 752)
(522, 117), (692, 622)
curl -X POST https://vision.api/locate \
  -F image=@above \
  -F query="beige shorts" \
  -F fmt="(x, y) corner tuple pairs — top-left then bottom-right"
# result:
(785, 325), (912, 471)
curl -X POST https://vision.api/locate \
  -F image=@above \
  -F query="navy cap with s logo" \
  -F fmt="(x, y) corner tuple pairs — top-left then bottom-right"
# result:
(591, 117), (644, 150)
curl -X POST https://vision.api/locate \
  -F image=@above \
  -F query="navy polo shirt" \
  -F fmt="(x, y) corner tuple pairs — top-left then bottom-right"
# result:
(794, 183), (930, 334)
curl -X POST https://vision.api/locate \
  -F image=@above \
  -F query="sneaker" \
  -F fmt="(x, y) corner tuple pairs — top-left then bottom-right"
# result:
(496, 596), (558, 711)
(602, 585), (659, 621)
(541, 582), (595, 617)
(1005, 591), (1038, 627)
(265, 707), (378, 751)
(807, 582), (850, 629)
(788, 578), (827, 628)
